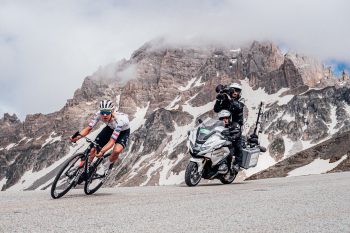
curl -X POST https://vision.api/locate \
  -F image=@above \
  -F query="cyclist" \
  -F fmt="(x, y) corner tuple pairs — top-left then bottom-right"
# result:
(70, 100), (130, 175)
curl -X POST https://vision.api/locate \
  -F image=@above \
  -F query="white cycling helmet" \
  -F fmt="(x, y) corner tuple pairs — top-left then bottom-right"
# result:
(218, 110), (231, 120)
(229, 82), (242, 91)
(99, 100), (114, 111)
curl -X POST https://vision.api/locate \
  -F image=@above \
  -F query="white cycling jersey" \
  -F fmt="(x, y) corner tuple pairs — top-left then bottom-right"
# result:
(88, 111), (130, 140)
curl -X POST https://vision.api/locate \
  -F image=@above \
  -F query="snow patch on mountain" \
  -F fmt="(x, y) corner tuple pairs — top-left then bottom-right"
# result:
(41, 132), (62, 148)
(115, 94), (121, 109)
(287, 155), (348, 177)
(328, 105), (338, 134)
(5, 143), (16, 150)
(282, 113), (295, 122)
(140, 157), (162, 186)
(120, 152), (155, 185)
(163, 122), (190, 155)
(230, 48), (241, 53)
(25, 138), (33, 144)
(241, 78), (294, 130)
(165, 96), (181, 110)
(193, 76), (205, 88)
(158, 153), (186, 185)
(0, 177), (8, 190)
(7, 145), (82, 191)
(130, 102), (150, 133)
(182, 98), (216, 121)
(283, 136), (302, 158)
(138, 142), (144, 153)
(343, 102), (350, 116)
(139, 153), (186, 186)
(18, 137), (27, 143)
(230, 58), (237, 64)
(178, 77), (196, 91)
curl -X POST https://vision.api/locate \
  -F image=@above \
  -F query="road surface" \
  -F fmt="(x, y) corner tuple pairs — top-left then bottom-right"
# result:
(1, 172), (350, 233)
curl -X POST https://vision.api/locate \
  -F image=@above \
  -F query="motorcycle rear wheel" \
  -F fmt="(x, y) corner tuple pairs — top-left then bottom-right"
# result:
(185, 161), (202, 187)
(219, 169), (237, 184)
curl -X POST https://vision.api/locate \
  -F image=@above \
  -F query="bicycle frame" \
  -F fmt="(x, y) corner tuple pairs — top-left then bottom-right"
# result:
(51, 135), (110, 199)
(77, 138), (102, 182)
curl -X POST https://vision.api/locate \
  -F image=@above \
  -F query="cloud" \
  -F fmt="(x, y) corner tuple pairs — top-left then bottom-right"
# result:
(92, 61), (137, 84)
(0, 0), (349, 120)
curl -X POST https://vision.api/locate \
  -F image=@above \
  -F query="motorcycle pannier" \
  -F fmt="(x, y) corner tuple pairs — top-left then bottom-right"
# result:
(240, 147), (260, 169)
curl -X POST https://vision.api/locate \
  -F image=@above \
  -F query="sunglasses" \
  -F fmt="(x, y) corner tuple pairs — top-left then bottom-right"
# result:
(219, 117), (230, 120)
(232, 88), (241, 93)
(100, 110), (112, 116)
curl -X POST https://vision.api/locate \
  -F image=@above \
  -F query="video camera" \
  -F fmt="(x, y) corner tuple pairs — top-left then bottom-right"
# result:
(215, 84), (232, 95)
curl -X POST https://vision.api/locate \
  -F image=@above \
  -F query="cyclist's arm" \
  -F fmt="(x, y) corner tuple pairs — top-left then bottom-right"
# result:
(70, 126), (92, 142)
(79, 126), (92, 138)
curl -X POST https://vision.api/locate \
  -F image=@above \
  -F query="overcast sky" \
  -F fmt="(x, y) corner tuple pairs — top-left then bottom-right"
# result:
(0, 0), (349, 120)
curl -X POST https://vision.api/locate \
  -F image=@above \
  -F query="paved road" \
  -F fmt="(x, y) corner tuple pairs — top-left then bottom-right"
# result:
(1, 172), (350, 233)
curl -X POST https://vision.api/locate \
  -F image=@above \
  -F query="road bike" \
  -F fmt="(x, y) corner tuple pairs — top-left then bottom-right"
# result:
(50, 132), (112, 199)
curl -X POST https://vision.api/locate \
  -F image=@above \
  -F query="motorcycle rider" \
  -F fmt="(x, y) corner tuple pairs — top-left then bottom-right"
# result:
(214, 83), (244, 172)
(70, 100), (130, 176)
(218, 109), (242, 172)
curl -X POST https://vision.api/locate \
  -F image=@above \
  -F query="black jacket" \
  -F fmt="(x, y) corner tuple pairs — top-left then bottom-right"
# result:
(214, 95), (244, 127)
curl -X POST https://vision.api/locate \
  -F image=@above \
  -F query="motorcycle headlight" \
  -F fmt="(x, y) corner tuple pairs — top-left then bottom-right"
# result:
(200, 144), (210, 151)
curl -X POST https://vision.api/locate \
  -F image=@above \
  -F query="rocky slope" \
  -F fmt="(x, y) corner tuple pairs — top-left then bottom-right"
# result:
(0, 40), (349, 190)
(247, 130), (350, 180)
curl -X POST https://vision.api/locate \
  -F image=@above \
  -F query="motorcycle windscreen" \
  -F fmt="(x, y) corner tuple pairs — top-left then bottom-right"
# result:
(197, 119), (225, 140)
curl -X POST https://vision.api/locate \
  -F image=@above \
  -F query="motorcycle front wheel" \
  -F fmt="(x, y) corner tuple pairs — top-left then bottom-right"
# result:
(185, 161), (202, 187)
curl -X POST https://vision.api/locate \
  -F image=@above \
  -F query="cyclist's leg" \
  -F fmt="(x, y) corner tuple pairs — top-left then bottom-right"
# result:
(88, 147), (96, 161)
(109, 143), (124, 163)
(92, 126), (114, 161)
(78, 147), (97, 167)
(109, 128), (130, 163)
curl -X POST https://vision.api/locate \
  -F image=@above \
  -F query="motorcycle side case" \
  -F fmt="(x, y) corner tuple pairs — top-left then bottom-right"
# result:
(241, 147), (260, 169)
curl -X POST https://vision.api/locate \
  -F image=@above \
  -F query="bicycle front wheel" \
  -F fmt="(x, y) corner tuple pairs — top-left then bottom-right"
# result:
(50, 153), (84, 199)
(84, 158), (112, 195)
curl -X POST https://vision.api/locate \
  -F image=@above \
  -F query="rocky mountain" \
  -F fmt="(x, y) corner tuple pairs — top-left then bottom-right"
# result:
(1, 40), (349, 191)
(247, 129), (350, 180)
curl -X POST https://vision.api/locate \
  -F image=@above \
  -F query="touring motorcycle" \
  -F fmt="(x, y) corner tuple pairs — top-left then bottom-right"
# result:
(185, 102), (266, 186)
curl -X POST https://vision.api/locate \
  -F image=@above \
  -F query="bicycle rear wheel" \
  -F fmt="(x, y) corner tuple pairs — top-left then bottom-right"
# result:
(84, 158), (112, 195)
(50, 153), (84, 199)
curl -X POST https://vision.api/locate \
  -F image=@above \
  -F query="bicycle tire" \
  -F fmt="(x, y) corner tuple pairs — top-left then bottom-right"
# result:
(84, 158), (112, 195)
(50, 153), (84, 199)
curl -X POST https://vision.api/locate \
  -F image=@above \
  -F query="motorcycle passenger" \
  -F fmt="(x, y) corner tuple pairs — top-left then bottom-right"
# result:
(70, 100), (130, 176)
(214, 83), (245, 172)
